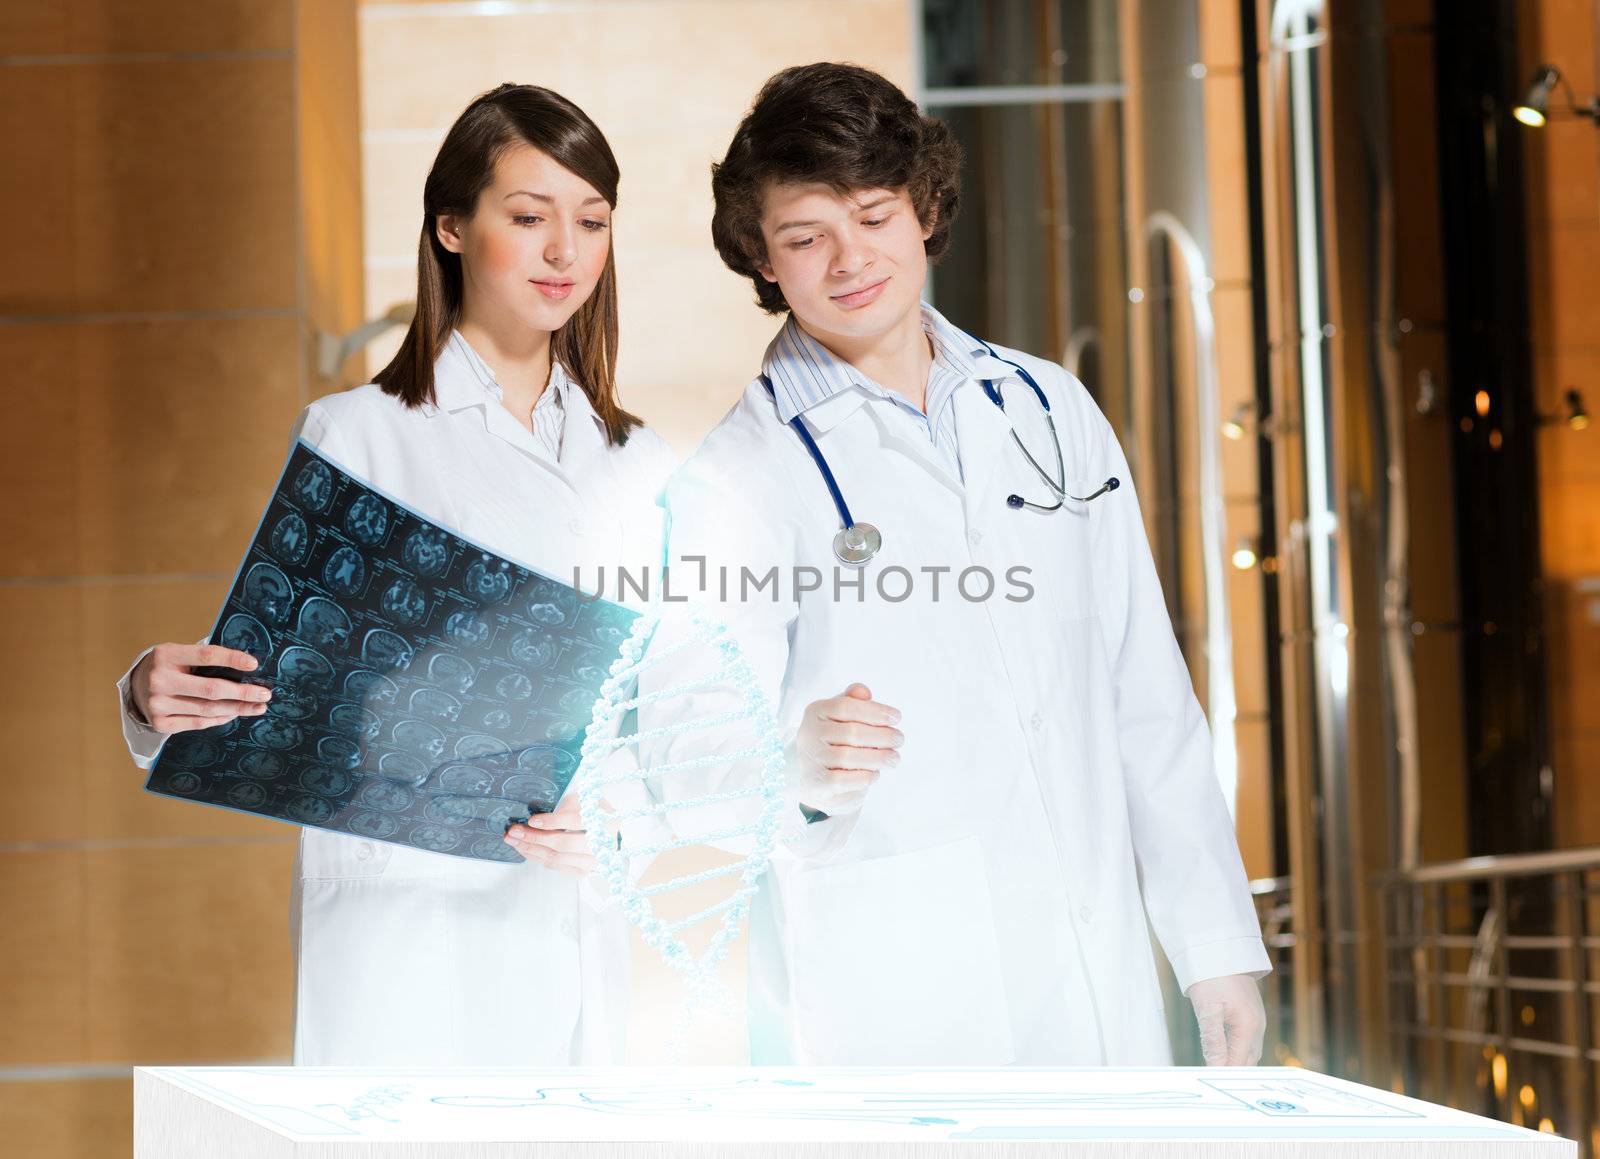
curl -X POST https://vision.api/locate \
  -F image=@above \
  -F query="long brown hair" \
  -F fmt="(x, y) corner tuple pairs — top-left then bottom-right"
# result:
(374, 83), (641, 445)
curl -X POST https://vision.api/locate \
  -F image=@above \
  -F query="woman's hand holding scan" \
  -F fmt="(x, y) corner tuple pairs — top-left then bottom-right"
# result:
(503, 793), (601, 876)
(1187, 973), (1267, 1065)
(794, 682), (904, 815)
(130, 643), (274, 733)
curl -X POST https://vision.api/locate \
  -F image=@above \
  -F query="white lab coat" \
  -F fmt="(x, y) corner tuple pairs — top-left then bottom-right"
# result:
(650, 339), (1270, 1067)
(117, 339), (675, 1065)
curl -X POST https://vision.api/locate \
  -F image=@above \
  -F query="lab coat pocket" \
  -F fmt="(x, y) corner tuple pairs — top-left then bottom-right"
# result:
(297, 826), (392, 880)
(788, 835), (1015, 1065)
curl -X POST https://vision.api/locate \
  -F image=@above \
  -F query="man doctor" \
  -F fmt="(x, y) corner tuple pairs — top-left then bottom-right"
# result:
(649, 62), (1270, 1068)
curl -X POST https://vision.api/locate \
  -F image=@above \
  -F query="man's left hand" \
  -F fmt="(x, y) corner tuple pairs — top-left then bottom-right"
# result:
(1187, 973), (1266, 1066)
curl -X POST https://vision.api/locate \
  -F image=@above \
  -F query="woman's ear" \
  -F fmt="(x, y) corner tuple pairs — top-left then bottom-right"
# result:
(435, 213), (467, 254)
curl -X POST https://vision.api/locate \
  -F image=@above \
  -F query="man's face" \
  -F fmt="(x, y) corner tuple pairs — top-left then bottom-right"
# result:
(756, 183), (933, 346)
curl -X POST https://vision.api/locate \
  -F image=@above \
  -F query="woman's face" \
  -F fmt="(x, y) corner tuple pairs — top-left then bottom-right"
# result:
(436, 143), (612, 338)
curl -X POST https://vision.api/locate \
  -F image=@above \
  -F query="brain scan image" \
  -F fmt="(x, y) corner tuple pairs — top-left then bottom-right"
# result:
(250, 718), (302, 750)
(227, 782), (269, 809)
(361, 628), (413, 671)
(358, 778), (413, 813)
(243, 562), (293, 625)
(237, 750), (285, 780)
(317, 735), (362, 770)
(344, 493), (390, 544)
(471, 836), (523, 862)
(445, 610), (490, 646)
(434, 764), (494, 796)
(377, 752), (427, 787)
(559, 685), (598, 715)
(509, 629), (555, 668)
(409, 824), (462, 853)
(544, 719), (583, 743)
(269, 511), (310, 565)
(323, 545), (366, 596)
(220, 613), (273, 664)
(144, 442), (643, 863)
(380, 577), (427, 625)
(392, 719), (446, 761)
(292, 459), (333, 511)
(263, 682), (316, 721)
(426, 654), (475, 694)
(347, 810), (400, 840)
(299, 766), (352, 797)
(495, 672), (534, 701)
(164, 771), (202, 796)
(408, 687), (461, 723)
(503, 773), (562, 810)
(288, 793), (338, 825)
(454, 734), (506, 759)
(518, 744), (577, 777)
(295, 596), (351, 649)
(165, 737), (225, 768)
(277, 645), (335, 690)
(329, 703), (381, 743)
(402, 526), (450, 576)
(465, 555), (514, 604)
(344, 668), (398, 705)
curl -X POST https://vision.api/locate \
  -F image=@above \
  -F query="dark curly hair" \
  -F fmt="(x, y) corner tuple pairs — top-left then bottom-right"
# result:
(711, 62), (964, 314)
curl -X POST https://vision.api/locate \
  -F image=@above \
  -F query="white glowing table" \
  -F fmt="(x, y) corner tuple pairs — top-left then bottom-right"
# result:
(133, 1066), (1576, 1156)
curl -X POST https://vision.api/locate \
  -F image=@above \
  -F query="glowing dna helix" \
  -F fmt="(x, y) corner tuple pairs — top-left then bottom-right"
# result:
(572, 607), (788, 1036)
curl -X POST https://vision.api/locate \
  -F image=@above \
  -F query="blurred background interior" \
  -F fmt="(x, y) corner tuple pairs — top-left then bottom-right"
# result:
(2, 0), (1598, 1154)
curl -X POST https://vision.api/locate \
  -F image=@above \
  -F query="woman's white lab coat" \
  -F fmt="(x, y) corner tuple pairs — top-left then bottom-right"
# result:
(117, 338), (675, 1066)
(653, 340), (1270, 1067)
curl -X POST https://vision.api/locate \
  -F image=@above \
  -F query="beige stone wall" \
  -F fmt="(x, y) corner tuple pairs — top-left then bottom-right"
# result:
(0, 3), (364, 1155)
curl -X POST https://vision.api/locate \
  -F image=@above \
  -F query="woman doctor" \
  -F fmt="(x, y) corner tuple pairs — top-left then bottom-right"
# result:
(114, 84), (675, 1066)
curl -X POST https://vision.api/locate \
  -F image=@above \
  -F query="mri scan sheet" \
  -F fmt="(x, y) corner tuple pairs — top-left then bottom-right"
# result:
(143, 439), (640, 862)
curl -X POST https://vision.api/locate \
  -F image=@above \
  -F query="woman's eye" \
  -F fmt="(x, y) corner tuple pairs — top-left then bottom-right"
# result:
(513, 214), (542, 226)
(580, 219), (609, 232)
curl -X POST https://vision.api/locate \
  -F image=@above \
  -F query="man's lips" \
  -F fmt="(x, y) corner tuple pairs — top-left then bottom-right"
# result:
(830, 277), (889, 308)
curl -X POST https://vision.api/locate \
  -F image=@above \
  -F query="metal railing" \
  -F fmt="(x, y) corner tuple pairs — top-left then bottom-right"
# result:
(1250, 850), (1600, 1153)
(1376, 849), (1600, 1154)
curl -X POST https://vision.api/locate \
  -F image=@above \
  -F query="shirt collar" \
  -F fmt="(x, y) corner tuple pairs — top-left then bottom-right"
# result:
(430, 329), (587, 424)
(760, 304), (990, 432)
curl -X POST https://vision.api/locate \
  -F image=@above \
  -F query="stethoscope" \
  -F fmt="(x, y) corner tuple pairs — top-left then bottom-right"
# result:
(761, 338), (1119, 566)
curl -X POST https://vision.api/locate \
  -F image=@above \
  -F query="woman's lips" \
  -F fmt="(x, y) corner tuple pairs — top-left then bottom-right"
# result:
(532, 279), (574, 301)
(831, 277), (888, 309)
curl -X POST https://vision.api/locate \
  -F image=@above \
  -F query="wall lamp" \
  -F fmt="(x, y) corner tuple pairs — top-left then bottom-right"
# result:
(1513, 65), (1598, 128)
(1537, 388), (1590, 432)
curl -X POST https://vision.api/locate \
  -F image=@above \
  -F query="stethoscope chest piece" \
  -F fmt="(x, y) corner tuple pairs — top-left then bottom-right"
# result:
(833, 522), (882, 566)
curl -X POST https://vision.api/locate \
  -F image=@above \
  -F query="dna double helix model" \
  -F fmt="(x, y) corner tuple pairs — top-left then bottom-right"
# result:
(572, 607), (788, 1049)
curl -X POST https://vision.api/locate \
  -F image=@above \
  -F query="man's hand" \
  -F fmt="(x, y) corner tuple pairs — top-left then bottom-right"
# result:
(794, 683), (903, 816)
(1188, 973), (1266, 1066)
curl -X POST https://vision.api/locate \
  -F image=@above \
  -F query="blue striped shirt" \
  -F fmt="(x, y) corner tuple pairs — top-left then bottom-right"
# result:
(761, 304), (986, 481)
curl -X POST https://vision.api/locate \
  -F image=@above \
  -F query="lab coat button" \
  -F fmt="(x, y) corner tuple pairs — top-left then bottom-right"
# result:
(355, 843), (373, 861)
(560, 917), (578, 939)
(968, 528), (983, 546)
(568, 518), (586, 536)
(1079, 904), (1093, 922)
(1029, 711), (1043, 731)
